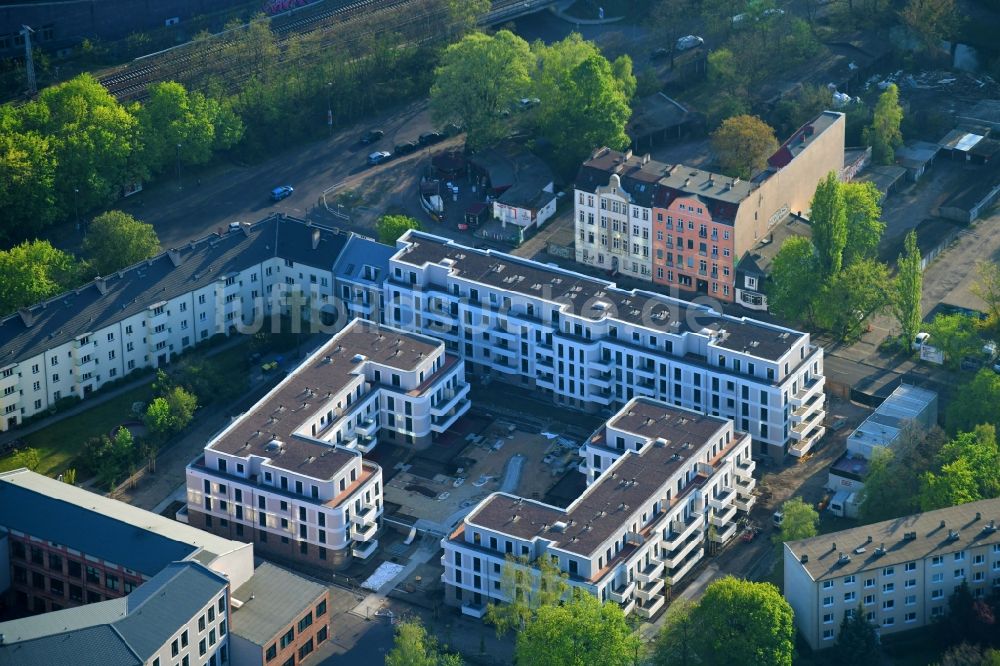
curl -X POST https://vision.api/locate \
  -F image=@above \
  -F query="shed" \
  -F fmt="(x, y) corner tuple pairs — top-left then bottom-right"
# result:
(894, 141), (940, 181)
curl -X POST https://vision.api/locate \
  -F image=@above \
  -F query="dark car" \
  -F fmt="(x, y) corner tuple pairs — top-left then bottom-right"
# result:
(418, 131), (444, 146)
(361, 129), (384, 144)
(393, 141), (419, 156)
(651, 47), (670, 60)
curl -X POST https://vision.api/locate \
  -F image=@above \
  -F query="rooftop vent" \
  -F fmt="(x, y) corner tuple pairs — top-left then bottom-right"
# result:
(352, 353), (367, 363)
(853, 547), (866, 555)
(838, 553), (851, 565)
(903, 531), (917, 541)
(874, 543), (886, 557)
(264, 438), (283, 453)
(551, 521), (568, 533)
(800, 554), (809, 564)
(654, 437), (669, 447)
(946, 530), (960, 542)
(982, 520), (997, 534)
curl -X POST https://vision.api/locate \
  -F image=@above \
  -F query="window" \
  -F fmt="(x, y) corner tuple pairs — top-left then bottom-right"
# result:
(932, 555), (943, 566)
(883, 617), (895, 627)
(823, 580), (834, 590)
(864, 594), (875, 606)
(822, 596), (833, 607)
(172, 640), (179, 657)
(882, 599), (894, 610)
(904, 562), (917, 572)
(266, 644), (277, 661)
(843, 592), (856, 602)
(822, 629), (834, 641)
(316, 600), (327, 617)
(905, 578), (916, 589)
(955, 551), (966, 562)
(882, 566), (895, 576)
(882, 583), (894, 593)
(823, 613), (833, 624)
(279, 628), (295, 649)
(955, 568), (966, 579)
(298, 612), (313, 632)
(932, 573), (944, 583)
(905, 612), (917, 623)
(864, 578), (875, 589)
(905, 594), (916, 606)
(843, 575), (856, 585)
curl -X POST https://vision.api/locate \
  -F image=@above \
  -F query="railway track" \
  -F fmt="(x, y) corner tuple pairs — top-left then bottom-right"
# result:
(98, 0), (419, 101)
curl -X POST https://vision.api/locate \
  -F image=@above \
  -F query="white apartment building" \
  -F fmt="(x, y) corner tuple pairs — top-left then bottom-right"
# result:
(441, 398), (756, 619)
(384, 230), (826, 462)
(185, 319), (471, 571)
(0, 215), (388, 432)
(576, 172), (657, 280)
(784, 498), (1000, 650)
(0, 560), (231, 666)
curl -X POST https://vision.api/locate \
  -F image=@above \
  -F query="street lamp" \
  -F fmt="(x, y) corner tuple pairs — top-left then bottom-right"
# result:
(326, 82), (333, 136)
(73, 188), (79, 233)
(176, 143), (182, 191)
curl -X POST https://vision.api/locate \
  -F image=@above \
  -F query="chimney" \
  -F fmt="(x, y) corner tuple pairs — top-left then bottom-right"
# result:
(94, 277), (108, 295)
(624, 149), (633, 161)
(17, 308), (35, 328)
(800, 554), (808, 564)
(975, 512), (981, 521)
(312, 229), (321, 250)
(167, 249), (183, 267)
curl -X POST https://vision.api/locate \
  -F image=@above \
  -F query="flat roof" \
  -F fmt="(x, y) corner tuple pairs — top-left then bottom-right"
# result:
(0, 470), (244, 576)
(207, 319), (441, 479)
(940, 129), (985, 152)
(848, 384), (936, 450)
(394, 232), (806, 362)
(466, 399), (737, 559)
(231, 562), (327, 647)
(829, 451), (871, 480)
(785, 498), (1000, 581)
(768, 111), (843, 169)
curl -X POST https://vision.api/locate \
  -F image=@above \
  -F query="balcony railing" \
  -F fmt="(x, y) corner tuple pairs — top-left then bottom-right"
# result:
(636, 560), (665, 584)
(354, 521), (378, 542)
(636, 592), (666, 619)
(708, 487), (736, 512)
(636, 578), (665, 601)
(736, 494), (757, 512)
(608, 579), (636, 603)
(461, 602), (488, 619)
(710, 503), (738, 527)
(352, 540), (378, 559)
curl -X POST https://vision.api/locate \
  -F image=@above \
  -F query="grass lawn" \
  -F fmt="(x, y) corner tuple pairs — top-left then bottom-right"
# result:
(0, 383), (155, 478)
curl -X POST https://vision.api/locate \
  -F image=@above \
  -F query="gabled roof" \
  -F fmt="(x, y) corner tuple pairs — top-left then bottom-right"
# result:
(0, 215), (352, 368)
(231, 562), (327, 646)
(0, 625), (140, 666)
(0, 469), (244, 575)
(335, 235), (396, 286)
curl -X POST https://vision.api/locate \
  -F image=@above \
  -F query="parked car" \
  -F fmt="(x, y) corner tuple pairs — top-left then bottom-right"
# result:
(912, 332), (930, 350)
(270, 185), (293, 201)
(772, 511), (784, 528)
(227, 221), (243, 232)
(675, 35), (704, 51)
(361, 129), (384, 144)
(367, 150), (391, 165)
(442, 122), (464, 137)
(651, 47), (670, 60)
(418, 131), (444, 145)
(518, 97), (540, 110)
(393, 141), (419, 156)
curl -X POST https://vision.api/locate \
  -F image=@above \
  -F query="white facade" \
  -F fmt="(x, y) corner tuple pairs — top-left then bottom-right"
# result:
(384, 231), (825, 461)
(442, 399), (755, 619)
(847, 384), (938, 460)
(574, 174), (651, 279)
(784, 498), (1000, 650)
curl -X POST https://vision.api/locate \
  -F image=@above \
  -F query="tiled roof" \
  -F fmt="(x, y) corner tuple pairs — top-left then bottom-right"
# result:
(336, 236), (396, 286)
(231, 562), (327, 647)
(0, 625), (141, 666)
(0, 215), (351, 368)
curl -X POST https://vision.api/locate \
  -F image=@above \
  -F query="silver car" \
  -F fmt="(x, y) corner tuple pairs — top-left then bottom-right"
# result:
(676, 35), (704, 52)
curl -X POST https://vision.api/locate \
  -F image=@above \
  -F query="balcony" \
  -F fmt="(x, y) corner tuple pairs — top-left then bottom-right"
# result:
(620, 596), (636, 616)
(535, 356), (554, 371)
(790, 376), (823, 407)
(431, 383), (470, 417)
(665, 533), (702, 569)
(790, 425), (826, 458)
(710, 503), (738, 527)
(636, 593), (666, 619)
(356, 435), (377, 454)
(461, 601), (488, 619)
(352, 540), (378, 560)
(636, 578), (665, 601)
(792, 392), (826, 423)
(736, 494), (757, 512)
(589, 371), (612, 389)
(608, 579), (636, 603)
(358, 419), (378, 438)
(353, 505), (378, 527)
(736, 477), (756, 498)
(431, 398), (472, 433)
(354, 521), (378, 542)
(636, 560), (665, 584)
(592, 357), (612, 372)
(710, 521), (738, 544)
(735, 458), (756, 480)
(663, 514), (702, 550)
(708, 487), (735, 512)
(669, 546), (704, 583)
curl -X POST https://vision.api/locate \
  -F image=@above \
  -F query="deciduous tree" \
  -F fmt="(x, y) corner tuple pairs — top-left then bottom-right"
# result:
(688, 577), (794, 666)
(947, 369), (1000, 433)
(515, 590), (641, 666)
(920, 457), (980, 510)
(772, 84), (834, 137)
(486, 554), (569, 636)
(809, 171), (848, 278)
(11, 448), (41, 471)
(710, 114), (778, 179)
(893, 230), (923, 347)
(652, 0), (694, 69)
(430, 30), (533, 151)
(858, 425), (947, 522)
(924, 313), (981, 369)
(0, 240), (83, 316)
(650, 599), (698, 666)
(376, 215), (421, 245)
(766, 236), (818, 322)
(900, 0), (959, 51)
(83, 210), (160, 275)
(775, 497), (818, 545)
(865, 84), (903, 165)
(0, 122), (58, 241)
(842, 181), (885, 266)
(972, 261), (1000, 329)
(814, 259), (891, 341)
(386, 619), (462, 666)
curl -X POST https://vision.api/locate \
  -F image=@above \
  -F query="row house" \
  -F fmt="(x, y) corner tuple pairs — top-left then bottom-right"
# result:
(0, 469), (253, 616)
(441, 399), (755, 620)
(784, 498), (1000, 650)
(0, 215), (389, 432)
(573, 112), (846, 306)
(0, 560), (231, 666)
(185, 319), (471, 571)
(384, 231), (826, 461)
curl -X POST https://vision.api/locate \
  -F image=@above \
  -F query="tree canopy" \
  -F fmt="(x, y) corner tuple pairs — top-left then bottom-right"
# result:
(947, 369), (1000, 433)
(385, 619), (462, 666)
(486, 554), (569, 636)
(842, 181), (885, 267)
(834, 607), (880, 666)
(810, 171), (848, 278)
(776, 497), (819, 544)
(866, 84), (903, 165)
(710, 114), (778, 179)
(814, 259), (891, 341)
(858, 424), (947, 522)
(430, 30), (533, 151)
(766, 236), (818, 322)
(900, 0), (959, 51)
(649, 599), (699, 666)
(83, 211), (161, 276)
(924, 313), (981, 369)
(919, 424), (1000, 510)
(892, 230), (923, 347)
(0, 240), (83, 316)
(376, 215), (422, 245)
(515, 590), (641, 666)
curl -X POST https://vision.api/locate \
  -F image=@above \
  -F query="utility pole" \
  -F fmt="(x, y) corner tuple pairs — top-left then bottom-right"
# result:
(21, 25), (36, 95)
(176, 144), (182, 191)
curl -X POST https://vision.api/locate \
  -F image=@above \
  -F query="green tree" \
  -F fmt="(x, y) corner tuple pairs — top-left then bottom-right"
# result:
(165, 386), (197, 432)
(971, 261), (1000, 329)
(710, 114), (777, 179)
(0, 120), (58, 241)
(62, 468), (77, 485)
(144, 397), (173, 437)
(707, 49), (749, 100)
(815, 259), (891, 341)
(776, 497), (819, 544)
(900, 0), (959, 51)
(688, 577), (794, 666)
(515, 590), (640, 666)
(842, 181), (885, 266)
(920, 457), (981, 510)
(893, 230), (923, 347)
(925, 313), (981, 369)
(834, 606), (880, 666)
(385, 619), (462, 666)
(865, 84), (903, 166)
(938, 425), (1000, 497)
(11, 447), (41, 471)
(83, 210), (160, 275)
(772, 84), (834, 137)
(649, 599), (698, 666)
(858, 425), (947, 522)
(766, 236), (818, 322)
(0, 240), (83, 316)
(939, 643), (1000, 666)
(430, 30), (533, 150)
(443, 0), (491, 38)
(947, 369), (1000, 433)
(486, 554), (569, 636)
(809, 171), (848, 278)
(376, 215), (422, 245)
(652, 0), (695, 70)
